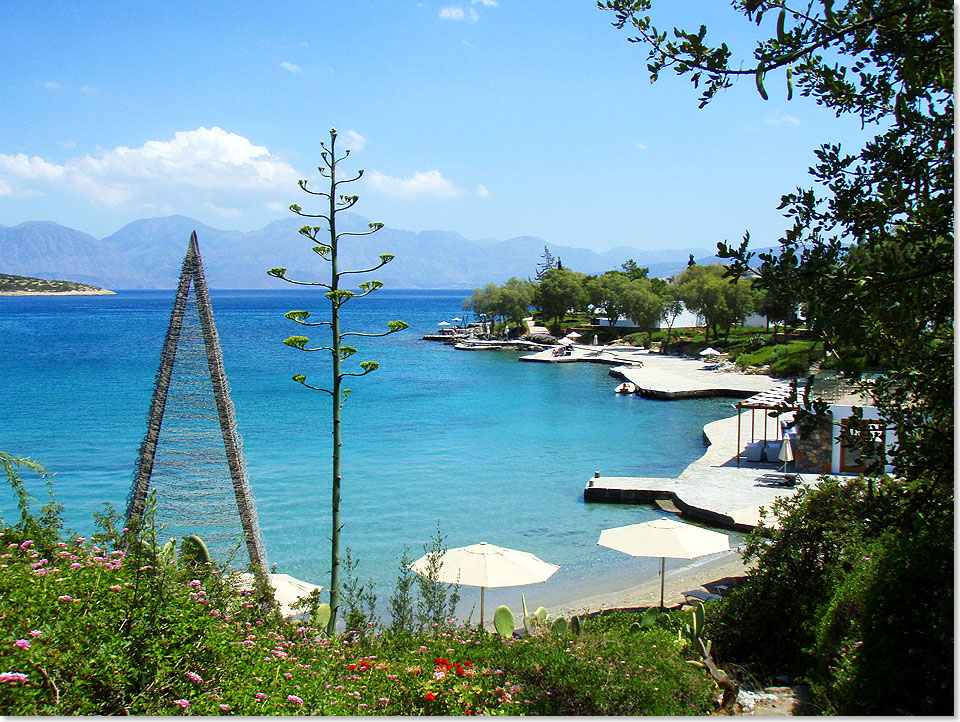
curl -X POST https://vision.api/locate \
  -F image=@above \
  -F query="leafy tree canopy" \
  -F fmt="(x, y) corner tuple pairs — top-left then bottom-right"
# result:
(602, 0), (953, 484)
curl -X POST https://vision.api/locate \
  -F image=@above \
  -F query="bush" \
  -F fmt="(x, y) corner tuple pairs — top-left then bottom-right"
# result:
(709, 475), (953, 715)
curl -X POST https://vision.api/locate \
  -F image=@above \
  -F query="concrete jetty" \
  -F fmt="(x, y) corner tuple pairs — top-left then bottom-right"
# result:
(584, 411), (834, 531)
(609, 354), (787, 399)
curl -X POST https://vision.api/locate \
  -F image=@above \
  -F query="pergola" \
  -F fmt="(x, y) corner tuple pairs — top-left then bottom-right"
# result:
(735, 386), (797, 467)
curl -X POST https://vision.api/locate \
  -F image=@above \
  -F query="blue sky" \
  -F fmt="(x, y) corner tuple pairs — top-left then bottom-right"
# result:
(0, 1), (872, 252)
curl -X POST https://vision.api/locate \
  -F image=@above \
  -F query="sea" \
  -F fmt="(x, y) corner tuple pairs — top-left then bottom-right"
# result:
(0, 288), (740, 617)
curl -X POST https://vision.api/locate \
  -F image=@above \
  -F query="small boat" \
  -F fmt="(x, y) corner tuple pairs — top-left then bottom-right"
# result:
(615, 382), (637, 394)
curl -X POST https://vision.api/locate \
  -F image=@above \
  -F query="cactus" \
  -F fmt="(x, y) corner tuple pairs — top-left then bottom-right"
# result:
(679, 603), (739, 709)
(493, 605), (515, 637)
(640, 606), (665, 630)
(180, 534), (211, 566)
(311, 603), (332, 632)
(158, 538), (177, 566)
(552, 616), (568, 635)
(570, 614), (582, 636)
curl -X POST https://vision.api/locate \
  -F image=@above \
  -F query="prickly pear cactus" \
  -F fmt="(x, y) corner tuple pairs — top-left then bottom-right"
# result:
(570, 615), (582, 636)
(312, 603), (332, 632)
(180, 534), (211, 565)
(552, 616), (568, 635)
(494, 605), (515, 637)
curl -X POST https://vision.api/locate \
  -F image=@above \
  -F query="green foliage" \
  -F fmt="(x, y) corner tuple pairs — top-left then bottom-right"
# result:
(536, 267), (590, 325)
(179, 535), (211, 566)
(493, 605), (515, 637)
(710, 475), (953, 714)
(340, 547), (378, 636)
(674, 264), (756, 341)
(387, 546), (416, 633)
(413, 525), (460, 632)
(273, 128), (407, 635)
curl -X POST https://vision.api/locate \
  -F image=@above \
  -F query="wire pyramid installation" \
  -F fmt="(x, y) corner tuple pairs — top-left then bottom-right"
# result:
(126, 232), (268, 575)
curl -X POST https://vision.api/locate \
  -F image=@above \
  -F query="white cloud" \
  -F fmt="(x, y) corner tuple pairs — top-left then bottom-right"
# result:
(635, 142), (648, 151)
(472, 0), (498, 6)
(766, 111), (801, 127)
(439, 5), (479, 22)
(476, 183), (489, 198)
(203, 201), (243, 217)
(280, 61), (303, 74)
(366, 169), (462, 199)
(343, 130), (367, 151)
(57, 140), (77, 149)
(41, 80), (59, 89)
(0, 126), (299, 210)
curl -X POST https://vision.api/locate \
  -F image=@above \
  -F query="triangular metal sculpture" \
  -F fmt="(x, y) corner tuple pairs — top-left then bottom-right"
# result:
(126, 232), (268, 576)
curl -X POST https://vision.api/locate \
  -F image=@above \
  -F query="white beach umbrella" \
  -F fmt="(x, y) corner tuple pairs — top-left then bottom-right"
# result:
(437, 321), (451, 327)
(452, 317), (462, 322)
(409, 542), (560, 627)
(728, 505), (781, 530)
(565, 331), (582, 339)
(558, 337), (574, 346)
(699, 347), (721, 357)
(234, 573), (323, 617)
(779, 438), (795, 471)
(598, 518), (729, 609)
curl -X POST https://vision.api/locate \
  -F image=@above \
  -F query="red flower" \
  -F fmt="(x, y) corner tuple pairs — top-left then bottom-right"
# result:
(348, 664), (357, 671)
(424, 693), (436, 701)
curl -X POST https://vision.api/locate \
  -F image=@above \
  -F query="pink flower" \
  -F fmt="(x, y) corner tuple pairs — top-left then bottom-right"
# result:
(0, 672), (28, 683)
(218, 704), (230, 711)
(287, 695), (303, 705)
(255, 693), (266, 700)
(69, 563), (82, 569)
(173, 699), (190, 708)
(188, 580), (202, 588)
(57, 595), (73, 602)
(185, 671), (202, 683)
(109, 585), (123, 592)
(28, 630), (42, 637)
(19, 541), (33, 549)
(283, 672), (292, 679)
(13, 639), (30, 650)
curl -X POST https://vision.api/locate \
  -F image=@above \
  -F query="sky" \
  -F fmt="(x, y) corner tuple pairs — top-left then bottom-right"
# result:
(0, 1), (874, 253)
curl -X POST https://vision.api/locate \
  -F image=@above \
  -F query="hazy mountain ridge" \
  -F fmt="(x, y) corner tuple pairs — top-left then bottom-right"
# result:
(0, 215), (718, 289)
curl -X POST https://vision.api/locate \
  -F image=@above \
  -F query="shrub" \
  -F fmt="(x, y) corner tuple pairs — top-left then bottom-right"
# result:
(709, 475), (953, 715)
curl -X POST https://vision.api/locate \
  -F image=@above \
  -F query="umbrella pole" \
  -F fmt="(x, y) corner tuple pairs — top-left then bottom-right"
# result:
(659, 557), (665, 610)
(480, 587), (485, 630)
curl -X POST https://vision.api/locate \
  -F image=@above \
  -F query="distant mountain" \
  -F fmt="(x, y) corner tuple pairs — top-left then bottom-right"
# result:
(0, 214), (714, 289)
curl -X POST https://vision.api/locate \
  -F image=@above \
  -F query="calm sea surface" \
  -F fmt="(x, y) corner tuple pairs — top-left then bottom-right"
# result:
(0, 289), (738, 615)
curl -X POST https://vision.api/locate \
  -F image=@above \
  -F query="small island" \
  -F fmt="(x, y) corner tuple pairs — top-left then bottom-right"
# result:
(0, 273), (115, 296)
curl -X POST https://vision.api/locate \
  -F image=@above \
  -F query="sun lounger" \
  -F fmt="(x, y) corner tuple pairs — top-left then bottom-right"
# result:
(683, 589), (721, 604)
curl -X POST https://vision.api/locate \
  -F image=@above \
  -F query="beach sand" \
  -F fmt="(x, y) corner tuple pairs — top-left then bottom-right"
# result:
(547, 549), (751, 618)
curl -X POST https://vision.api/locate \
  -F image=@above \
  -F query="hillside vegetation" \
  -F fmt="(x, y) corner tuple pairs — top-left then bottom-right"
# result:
(0, 273), (114, 296)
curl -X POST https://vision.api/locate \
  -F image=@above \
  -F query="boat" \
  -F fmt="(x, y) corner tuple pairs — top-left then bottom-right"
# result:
(615, 382), (637, 394)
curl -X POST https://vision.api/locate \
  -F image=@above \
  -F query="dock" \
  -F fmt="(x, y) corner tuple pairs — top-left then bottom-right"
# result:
(608, 355), (787, 399)
(584, 411), (826, 531)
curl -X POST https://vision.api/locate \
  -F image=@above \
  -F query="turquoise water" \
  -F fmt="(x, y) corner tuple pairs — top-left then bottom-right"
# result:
(0, 289), (736, 614)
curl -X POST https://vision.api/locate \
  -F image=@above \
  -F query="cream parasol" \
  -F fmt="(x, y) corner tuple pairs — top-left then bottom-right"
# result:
(409, 542), (560, 627)
(565, 331), (582, 339)
(234, 573), (324, 617)
(598, 518), (730, 609)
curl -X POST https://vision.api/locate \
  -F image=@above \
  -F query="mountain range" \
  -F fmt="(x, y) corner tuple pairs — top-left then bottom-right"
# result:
(0, 214), (720, 290)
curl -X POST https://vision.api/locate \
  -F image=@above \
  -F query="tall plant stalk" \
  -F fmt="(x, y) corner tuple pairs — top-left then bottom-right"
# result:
(269, 128), (407, 634)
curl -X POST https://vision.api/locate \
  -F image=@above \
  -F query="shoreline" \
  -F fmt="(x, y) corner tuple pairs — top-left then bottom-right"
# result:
(0, 289), (116, 296)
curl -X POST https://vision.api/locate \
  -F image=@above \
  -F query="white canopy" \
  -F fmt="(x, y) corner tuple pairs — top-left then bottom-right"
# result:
(699, 347), (722, 357)
(598, 518), (729, 609)
(409, 542), (559, 627)
(234, 573), (323, 617)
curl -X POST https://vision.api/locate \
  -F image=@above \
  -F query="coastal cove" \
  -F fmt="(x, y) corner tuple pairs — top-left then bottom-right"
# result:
(0, 289), (743, 619)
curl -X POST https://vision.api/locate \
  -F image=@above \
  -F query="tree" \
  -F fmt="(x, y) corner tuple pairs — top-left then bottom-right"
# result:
(601, 0), (953, 483)
(623, 277), (666, 330)
(676, 265), (755, 341)
(534, 245), (559, 281)
(587, 270), (632, 327)
(268, 128), (409, 634)
(496, 277), (537, 336)
(536, 267), (589, 327)
(620, 258), (650, 280)
(603, 1), (953, 711)
(659, 284), (685, 348)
